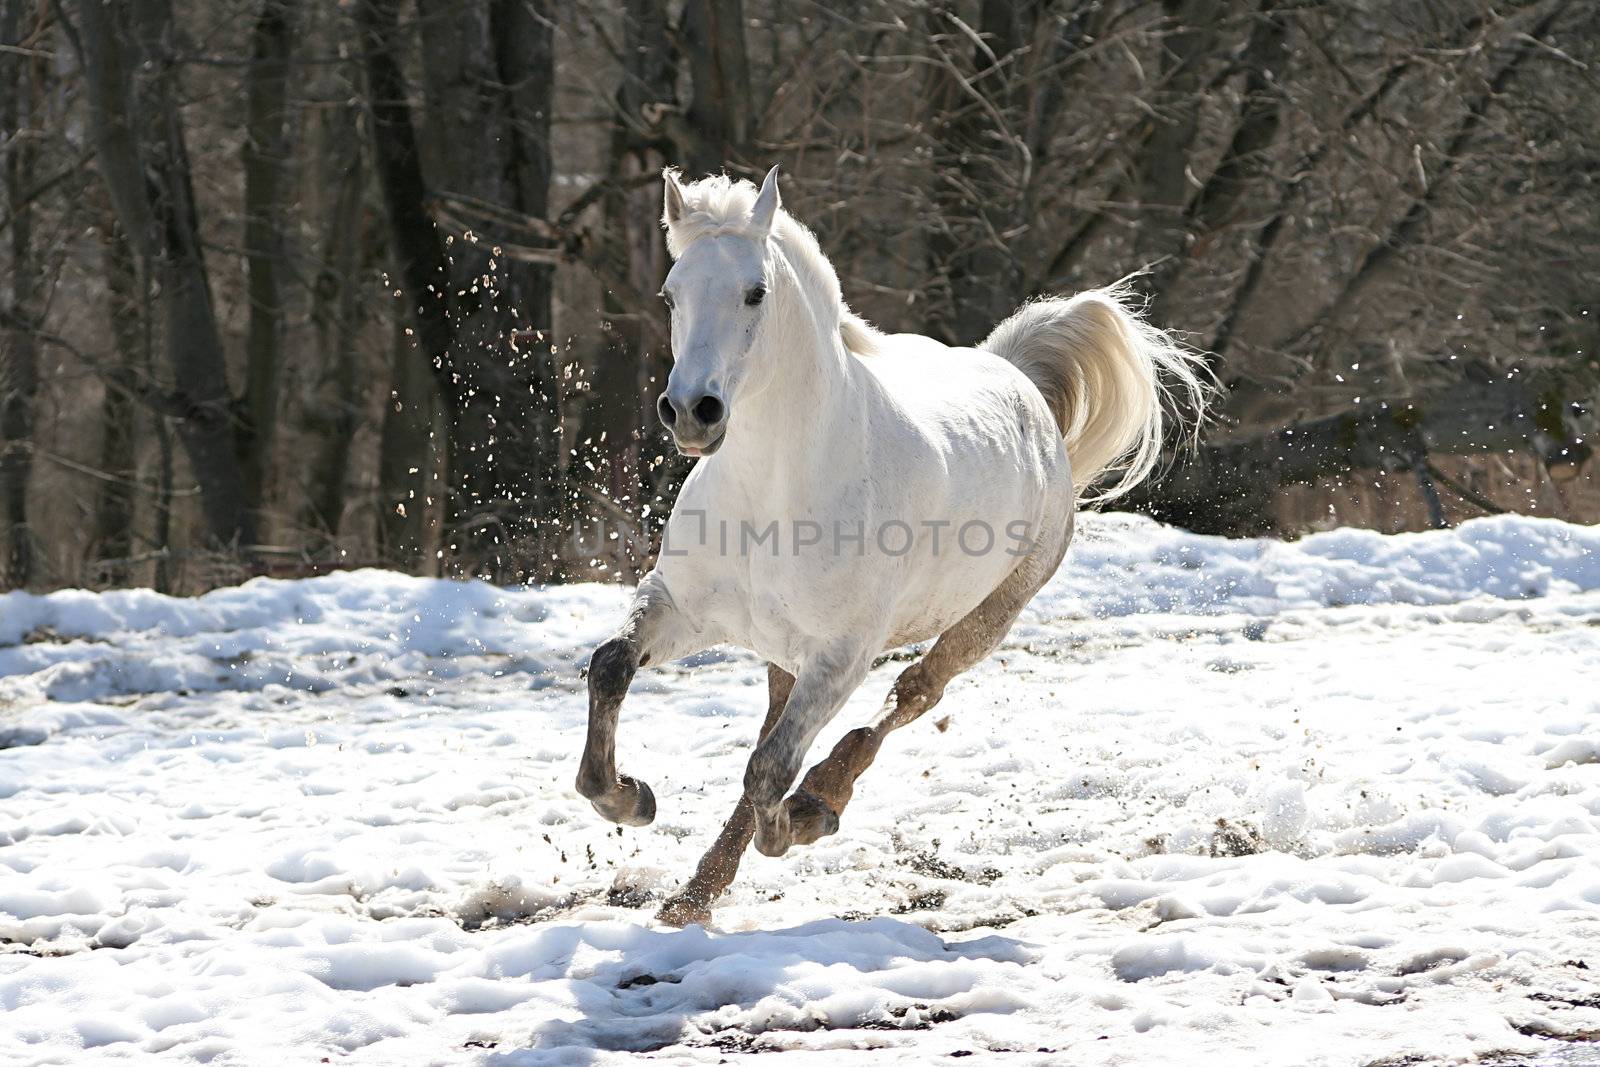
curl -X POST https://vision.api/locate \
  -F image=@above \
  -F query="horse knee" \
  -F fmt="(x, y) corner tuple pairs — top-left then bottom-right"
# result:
(588, 637), (639, 702)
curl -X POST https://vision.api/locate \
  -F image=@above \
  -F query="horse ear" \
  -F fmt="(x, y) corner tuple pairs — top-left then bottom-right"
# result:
(749, 165), (781, 237)
(662, 168), (687, 227)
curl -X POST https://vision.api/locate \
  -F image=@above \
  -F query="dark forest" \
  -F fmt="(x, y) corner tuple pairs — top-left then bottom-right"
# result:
(1, 0), (1595, 593)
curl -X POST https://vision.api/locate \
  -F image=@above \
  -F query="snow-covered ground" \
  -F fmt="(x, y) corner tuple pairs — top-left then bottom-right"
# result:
(3, 514), (1600, 1066)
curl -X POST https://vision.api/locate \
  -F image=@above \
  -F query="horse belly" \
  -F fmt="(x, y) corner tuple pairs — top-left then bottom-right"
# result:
(882, 525), (1032, 647)
(878, 433), (1069, 649)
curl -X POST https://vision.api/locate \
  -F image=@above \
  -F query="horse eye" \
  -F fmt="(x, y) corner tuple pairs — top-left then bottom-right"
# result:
(659, 289), (674, 310)
(745, 285), (767, 307)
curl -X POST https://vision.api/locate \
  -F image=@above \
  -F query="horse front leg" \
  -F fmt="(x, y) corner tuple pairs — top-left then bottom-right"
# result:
(577, 578), (703, 826)
(744, 645), (874, 857)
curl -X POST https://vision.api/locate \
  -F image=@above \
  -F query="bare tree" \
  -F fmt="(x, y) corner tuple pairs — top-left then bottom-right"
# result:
(357, 0), (560, 579)
(681, 0), (754, 175)
(0, 0), (1591, 591)
(88, 215), (143, 585)
(298, 72), (369, 548)
(921, 0), (1042, 344)
(240, 0), (301, 532)
(74, 0), (255, 549)
(1129, 0), (1222, 320)
(0, 0), (41, 585)
(584, 0), (679, 560)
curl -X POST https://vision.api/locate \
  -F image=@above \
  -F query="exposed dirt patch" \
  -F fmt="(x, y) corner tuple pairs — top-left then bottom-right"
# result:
(1209, 817), (1266, 858)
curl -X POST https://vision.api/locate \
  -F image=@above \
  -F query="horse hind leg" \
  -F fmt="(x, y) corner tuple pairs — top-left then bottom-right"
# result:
(656, 664), (795, 927)
(784, 544), (1064, 847)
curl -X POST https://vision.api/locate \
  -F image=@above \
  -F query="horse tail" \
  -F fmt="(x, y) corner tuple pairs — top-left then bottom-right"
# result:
(980, 283), (1216, 505)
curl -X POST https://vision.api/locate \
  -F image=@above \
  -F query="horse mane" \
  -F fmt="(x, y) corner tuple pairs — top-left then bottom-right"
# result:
(662, 169), (882, 357)
(839, 310), (880, 357)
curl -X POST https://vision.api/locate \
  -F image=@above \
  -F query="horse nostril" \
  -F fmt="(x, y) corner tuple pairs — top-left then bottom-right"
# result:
(657, 393), (677, 427)
(693, 395), (724, 426)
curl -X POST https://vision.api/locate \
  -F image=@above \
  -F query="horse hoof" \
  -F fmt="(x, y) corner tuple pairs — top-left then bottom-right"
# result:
(656, 892), (711, 928)
(785, 790), (840, 845)
(752, 831), (788, 857)
(590, 775), (656, 827)
(752, 811), (792, 857)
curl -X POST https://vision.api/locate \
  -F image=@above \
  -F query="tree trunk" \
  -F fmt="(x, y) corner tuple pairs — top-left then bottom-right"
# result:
(1131, 0), (1221, 325)
(1, 0), (40, 587)
(1131, 376), (1588, 534)
(584, 0), (677, 570)
(359, 0), (558, 580)
(299, 92), (366, 545)
(90, 217), (143, 585)
(493, 0), (555, 337)
(681, 0), (752, 175)
(240, 0), (300, 533)
(378, 312), (438, 566)
(357, 0), (456, 568)
(151, 409), (176, 593)
(76, 0), (255, 549)
(923, 0), (1040, 345)
(1144, 2), (1287, 327)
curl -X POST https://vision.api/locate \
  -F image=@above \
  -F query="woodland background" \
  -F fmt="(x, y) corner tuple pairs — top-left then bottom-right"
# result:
(0, 0), (1596, 593)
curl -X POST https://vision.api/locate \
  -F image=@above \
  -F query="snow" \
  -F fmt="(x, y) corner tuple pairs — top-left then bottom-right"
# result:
(2, 513), (1598, 1065)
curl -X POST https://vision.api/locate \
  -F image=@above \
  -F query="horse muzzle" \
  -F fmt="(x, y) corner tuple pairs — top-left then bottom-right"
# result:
(657, 389), (728, 457)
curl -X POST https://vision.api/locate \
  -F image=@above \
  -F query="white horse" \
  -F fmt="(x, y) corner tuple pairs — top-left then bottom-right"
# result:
(576, 166), (1211, 926)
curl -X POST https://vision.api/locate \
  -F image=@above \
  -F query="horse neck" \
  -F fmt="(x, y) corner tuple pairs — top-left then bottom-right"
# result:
(722, 286), (857, 493)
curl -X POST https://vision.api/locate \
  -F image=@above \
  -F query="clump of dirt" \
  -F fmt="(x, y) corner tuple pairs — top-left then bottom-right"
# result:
(1529, 990), (1600, 1010)
(22, 626), (92, 646)
(1209, 818), (1266, 857)
(696, 1032), (767, 1054)
(859, 1003), (961, 1031)
(605, 882), (653, 909)
(892, 888), (948, 913)
(903, 849), (966, 881)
